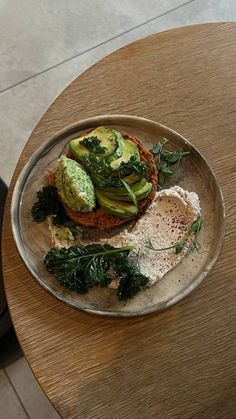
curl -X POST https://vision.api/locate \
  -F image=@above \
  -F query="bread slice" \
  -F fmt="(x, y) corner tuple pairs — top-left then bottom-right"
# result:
(49, 133), (157, 230)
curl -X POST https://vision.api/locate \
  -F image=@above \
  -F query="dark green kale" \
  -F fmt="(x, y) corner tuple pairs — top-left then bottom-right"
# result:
(31, 185), (77, 234)
(82, 153), (117, 185)
(31, 186), (64, 223)
(44, 244), (149, 300)
(80, 136), (107, 154)
(118, 156), (149, 180)
(116, 256), (149, 300)
(82, 153), (149, 204)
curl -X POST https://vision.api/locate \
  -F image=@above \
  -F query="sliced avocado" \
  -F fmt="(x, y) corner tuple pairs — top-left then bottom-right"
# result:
(95, 188), (138, 219)
(69, 127), (124, 160)
(123, 171), (141, 184)
(102, 180), (152, 202)
(89, 172), (106, 188)
(89, 170), (140, 189)
(133, 180), (152, 200)
(103, 178), (147, 196)
(110, 139), (140, 170)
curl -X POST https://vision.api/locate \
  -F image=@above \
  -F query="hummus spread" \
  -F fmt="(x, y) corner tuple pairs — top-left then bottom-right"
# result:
(99, 186), (201, 286)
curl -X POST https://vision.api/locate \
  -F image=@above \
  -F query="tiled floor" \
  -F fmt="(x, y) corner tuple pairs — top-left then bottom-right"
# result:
(0, 0), (235, 417)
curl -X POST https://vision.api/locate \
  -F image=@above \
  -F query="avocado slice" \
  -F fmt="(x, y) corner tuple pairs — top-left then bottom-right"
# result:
(101, 179), (152, 202)
(110, 139), (140, 170)
(123, 171), (141, 184)
(95, 188), (138, 219)
(132, 180), (152, 201)
(102, 178), (147, 196)
(69, 127), (124, 160)
(89, 170), (140, 189)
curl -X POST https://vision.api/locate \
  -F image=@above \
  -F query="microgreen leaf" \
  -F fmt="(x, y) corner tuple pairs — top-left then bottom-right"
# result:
(151, 143), (162, 154)
(191, 216), (203, 234)
(150, 139), (190, 187)
(159, 164), (174, 177)
(143, 216), (203, 255)
(175, 240), (185, 254)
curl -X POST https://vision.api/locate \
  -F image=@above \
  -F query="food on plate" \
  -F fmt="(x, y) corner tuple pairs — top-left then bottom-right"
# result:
(150, 138), (190, 186)
(32, 126), (202, 301)
(47, 127), (157, 229)
(97, 186), (202, 287)
(44, 244), (149, 301)
(55, 156), (96, 212)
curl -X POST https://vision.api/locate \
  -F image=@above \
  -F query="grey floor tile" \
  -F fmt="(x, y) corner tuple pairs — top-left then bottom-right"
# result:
(0, 0), (235, 186)
(1, 0), (235, 185)
(0, 0), (190, 91)
(0, 369), (28, 419)
(0, 44), (107, 185)
(139, 0), (236, 35)
(5, 357), (60, 419)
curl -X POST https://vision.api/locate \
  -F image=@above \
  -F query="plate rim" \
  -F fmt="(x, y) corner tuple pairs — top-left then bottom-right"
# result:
(11, 114), (226, 317)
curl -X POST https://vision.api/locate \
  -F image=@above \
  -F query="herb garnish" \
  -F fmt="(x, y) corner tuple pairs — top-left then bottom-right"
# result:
(118, 156), (149, 180)
(44, 244), (149, 300)
(82, 154), (148, 187)
(82, 153), (148, 206)
(144, 216), (203, 255)
(151, 139), (190, 187)
(80, 136), (107, 154)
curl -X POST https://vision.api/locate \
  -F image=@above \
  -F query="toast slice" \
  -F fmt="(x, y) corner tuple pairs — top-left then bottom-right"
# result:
(48, 133), (157, 230)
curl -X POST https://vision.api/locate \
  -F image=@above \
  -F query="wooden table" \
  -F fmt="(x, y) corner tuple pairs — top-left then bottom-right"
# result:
(3, 23), (236, 418)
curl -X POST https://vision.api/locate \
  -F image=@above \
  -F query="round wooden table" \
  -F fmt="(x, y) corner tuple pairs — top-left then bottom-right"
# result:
(3, 23), (236, 418)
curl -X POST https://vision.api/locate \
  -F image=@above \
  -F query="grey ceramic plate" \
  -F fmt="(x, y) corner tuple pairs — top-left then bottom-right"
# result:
(11, 115), (225, 316)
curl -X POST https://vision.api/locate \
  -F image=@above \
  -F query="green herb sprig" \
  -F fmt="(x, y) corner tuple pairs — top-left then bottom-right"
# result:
(144, 216), (203, 255)
(82, 154), (148, 206)
(44, 244), (149, 300)
(151, 139), (190, 187)
(80, 136), (107, 154)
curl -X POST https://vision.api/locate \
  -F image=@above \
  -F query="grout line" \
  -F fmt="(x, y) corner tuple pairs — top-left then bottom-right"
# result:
(3, 368), (31, 419)
(0, 0), (196, 95)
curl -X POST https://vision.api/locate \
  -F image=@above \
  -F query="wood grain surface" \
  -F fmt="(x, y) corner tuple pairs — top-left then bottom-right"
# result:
(2, 23), (236, 418)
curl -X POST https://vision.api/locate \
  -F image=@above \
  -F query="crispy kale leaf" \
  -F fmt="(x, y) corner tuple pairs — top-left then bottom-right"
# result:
(44, 244), (149, 300)
(31, 186), (65, 223)
(82, 153), (149, 190)
(118, 156), (149, 180)
(80, 136), (107, 154)
(116, 255), (149, 300)
(82, 154), (118, 186)
(31, 185), (78, 236)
